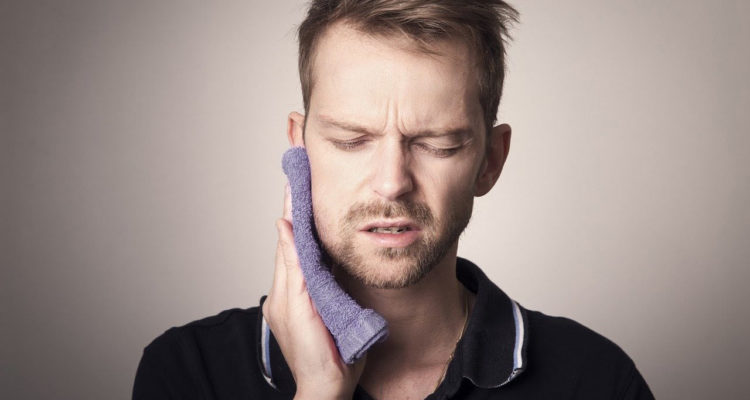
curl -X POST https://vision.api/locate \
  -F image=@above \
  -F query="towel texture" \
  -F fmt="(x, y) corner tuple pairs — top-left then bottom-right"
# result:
(281, 147), (388, 364)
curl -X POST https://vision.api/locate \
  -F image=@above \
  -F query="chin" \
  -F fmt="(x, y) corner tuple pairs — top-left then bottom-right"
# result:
(328, 245), (446, 290)
(366, 258), (431, 289)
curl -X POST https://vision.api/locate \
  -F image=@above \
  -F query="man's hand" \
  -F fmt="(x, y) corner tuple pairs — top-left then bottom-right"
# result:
(262, 184), (367, 400)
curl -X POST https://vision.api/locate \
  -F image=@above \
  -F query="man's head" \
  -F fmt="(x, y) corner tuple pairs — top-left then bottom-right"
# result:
(287, 0), (517, 289)
(298, 0), (519, 135)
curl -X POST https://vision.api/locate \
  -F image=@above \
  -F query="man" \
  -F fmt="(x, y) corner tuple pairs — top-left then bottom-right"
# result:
(133, 1), (654, 399)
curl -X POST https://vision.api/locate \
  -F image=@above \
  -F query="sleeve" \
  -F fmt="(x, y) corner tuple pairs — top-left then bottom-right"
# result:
(618, 365), (655, 400)
(132, 345), (171, 400)
(131, 329), (203, 400)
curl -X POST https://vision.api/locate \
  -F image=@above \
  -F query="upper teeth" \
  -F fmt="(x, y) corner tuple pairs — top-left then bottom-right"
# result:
(369, 227), (408, 233)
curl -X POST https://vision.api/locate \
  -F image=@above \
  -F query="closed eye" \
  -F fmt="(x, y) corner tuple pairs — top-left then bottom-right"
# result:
(329, 137), (465, 156)
(330, 138), (369, 151)
(412, 142), (461, 157)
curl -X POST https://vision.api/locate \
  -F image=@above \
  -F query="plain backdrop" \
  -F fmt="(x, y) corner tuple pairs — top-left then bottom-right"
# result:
(2, 1), (749, 398)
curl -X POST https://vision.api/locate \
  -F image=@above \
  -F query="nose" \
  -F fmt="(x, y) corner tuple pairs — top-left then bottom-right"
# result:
(370, 138), (414, 201)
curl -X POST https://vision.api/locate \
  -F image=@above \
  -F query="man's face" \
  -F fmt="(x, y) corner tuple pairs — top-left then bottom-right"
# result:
(297, 23), (490, 289)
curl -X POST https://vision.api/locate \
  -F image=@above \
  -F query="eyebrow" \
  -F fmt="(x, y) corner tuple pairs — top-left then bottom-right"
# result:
(316, 115), (474, 138)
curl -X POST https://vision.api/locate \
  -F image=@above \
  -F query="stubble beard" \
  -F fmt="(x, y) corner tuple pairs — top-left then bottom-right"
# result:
(318, 196), (474, 289)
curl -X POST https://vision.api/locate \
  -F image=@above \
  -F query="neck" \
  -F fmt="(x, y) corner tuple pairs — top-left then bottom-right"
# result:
(333, 247), (473, 367)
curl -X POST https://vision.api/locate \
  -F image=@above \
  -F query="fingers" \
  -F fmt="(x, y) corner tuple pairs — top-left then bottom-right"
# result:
(267, 182), (294, 329)
(283, 182), (292, 223)
(278, 218), (308, 302)
(277, 181), (307, 302)
(270, 231), (287, 304)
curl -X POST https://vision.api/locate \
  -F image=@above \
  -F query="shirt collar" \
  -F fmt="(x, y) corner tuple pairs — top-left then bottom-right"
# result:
(452, 257), (528, 389)
(256, 257), (528, 394)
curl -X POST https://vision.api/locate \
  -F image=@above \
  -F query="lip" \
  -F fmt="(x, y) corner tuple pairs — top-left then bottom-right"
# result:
(359, 219), (422, 248)
(359, 219), (421, 232)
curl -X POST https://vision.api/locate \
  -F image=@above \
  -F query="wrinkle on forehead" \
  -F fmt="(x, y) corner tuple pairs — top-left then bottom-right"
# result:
(315, 113), (474, 141)
(309, 22), (484, 137)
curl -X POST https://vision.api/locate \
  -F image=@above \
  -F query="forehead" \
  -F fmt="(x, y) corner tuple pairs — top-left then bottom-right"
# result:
(309, 22), (482, 132)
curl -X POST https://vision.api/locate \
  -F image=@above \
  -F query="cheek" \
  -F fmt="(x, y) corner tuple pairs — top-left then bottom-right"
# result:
(307, 139), (370, 198)
(308, 150), (359, 233)
(413, 159), (479, 219)
(309, 168), (336, 222)
(309, 176), (339, 246)
(417, 158), (478, 193)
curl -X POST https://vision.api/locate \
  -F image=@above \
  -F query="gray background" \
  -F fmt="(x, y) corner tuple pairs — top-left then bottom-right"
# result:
(2, 1), (749, 398)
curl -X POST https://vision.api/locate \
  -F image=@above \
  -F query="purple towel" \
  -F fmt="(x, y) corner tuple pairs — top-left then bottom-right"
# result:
(282, 147), (388, 364)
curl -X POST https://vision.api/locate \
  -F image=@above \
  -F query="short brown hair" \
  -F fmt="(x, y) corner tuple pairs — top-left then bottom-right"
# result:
(297, 0), (519, 133)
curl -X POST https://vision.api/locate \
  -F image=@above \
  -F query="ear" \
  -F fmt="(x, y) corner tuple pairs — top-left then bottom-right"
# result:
(287, 111), (305, 147)
(474, 123), (511, 197)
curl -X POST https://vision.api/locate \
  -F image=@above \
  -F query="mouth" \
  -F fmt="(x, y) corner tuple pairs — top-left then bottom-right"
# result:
(361, 220), (420, 233)
(359, 220), (421, 248)
(366, 226), (413, 234)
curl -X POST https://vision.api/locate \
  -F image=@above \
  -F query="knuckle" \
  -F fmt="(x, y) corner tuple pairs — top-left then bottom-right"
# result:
(283, 257), (297, 271)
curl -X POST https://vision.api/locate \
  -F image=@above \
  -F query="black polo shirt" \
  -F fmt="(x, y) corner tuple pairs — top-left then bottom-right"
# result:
(133, 258), (654, 399)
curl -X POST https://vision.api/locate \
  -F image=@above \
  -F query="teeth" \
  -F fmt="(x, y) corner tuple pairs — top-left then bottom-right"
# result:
(369, 227), (408, 234)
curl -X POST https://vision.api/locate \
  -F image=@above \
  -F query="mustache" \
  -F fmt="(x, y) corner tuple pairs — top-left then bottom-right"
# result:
(343, 200), (434, 226)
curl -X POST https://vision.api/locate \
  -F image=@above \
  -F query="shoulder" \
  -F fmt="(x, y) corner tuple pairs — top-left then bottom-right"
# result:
(141, 307), (260, 366)
(148, 307), (259, 348)
(133, 306), (276, 399)
(525, 308), (628, 363)
(511, 308), (654, 399)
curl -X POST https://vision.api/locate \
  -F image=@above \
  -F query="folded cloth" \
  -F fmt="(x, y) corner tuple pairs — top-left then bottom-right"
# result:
(281, 147), (388, 364)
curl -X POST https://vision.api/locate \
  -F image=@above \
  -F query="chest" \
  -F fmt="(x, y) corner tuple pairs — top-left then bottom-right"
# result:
(358, 367), (444, 400)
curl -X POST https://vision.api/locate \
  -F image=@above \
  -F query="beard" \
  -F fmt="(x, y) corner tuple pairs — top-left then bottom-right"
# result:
(317, 194), (474, 290)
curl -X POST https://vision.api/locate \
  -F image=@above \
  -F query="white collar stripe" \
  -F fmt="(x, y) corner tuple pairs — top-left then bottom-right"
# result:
(512, 300), (525, 371)
(260, 316), (276, 388)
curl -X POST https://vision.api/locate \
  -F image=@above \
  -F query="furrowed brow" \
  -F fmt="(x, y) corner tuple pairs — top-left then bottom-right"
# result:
(317, 115), (378, 135)
(317, 114), (473, 138)
(412, 127), (473, 138)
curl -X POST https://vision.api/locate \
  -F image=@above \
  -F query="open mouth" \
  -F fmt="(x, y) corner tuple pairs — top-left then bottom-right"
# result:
(361, 221), (420, 247)
(367, 226), (412, 234)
